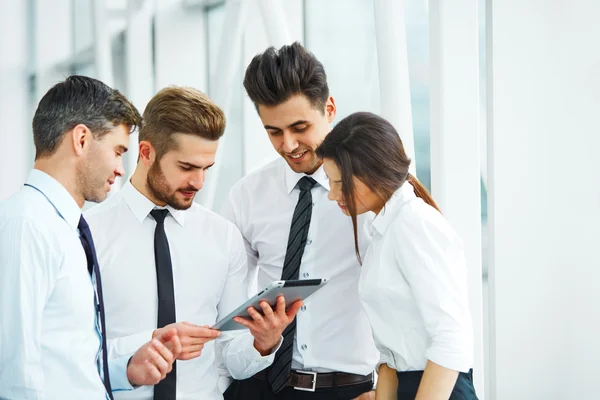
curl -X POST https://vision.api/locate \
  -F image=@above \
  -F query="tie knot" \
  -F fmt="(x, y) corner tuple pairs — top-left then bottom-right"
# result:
(78, 215), (89, 232)
(151, 209), (170, 224)
(297, 176), (317, 192)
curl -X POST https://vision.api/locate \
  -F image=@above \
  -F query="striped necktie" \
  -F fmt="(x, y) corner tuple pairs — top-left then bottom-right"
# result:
(268, 176), (317, 393)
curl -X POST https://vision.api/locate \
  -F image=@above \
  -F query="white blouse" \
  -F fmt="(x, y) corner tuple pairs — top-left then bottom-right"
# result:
(359, 182), (474, 373)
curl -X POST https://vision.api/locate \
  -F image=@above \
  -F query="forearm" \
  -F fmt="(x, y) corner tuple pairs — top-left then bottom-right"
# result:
(415, 360), (459, 400)
(375, 364), (397, 400)
(219, 332), (282, 380)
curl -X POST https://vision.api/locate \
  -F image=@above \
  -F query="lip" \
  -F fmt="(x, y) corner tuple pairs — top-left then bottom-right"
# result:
(337, 203), (347, 210)
(286, 151), (307, 163)
(180, 191), (196, 198)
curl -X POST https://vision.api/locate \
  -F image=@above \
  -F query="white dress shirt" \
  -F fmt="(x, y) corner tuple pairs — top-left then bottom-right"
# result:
(85, 181), (280, 400)
(222, 158), (379, 374)
(359, 182), (474, 373)
(0, 169), (131, 400)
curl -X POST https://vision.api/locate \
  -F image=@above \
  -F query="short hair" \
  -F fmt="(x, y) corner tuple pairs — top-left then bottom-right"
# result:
(243, 42), (329, 112)
(139, 86), (226, 159)
(32, 75), (141, 159)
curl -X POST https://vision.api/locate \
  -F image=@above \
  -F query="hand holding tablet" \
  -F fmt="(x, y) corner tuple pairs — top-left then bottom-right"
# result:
(212, 278), (329, 331)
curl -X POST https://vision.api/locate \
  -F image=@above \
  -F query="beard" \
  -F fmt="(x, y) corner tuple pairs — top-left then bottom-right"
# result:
(78, 151), (110, 204)
(147, 162), (197, 210)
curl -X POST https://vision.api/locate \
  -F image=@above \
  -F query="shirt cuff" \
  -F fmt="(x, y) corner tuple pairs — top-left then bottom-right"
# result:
(108, 354), (135, 391)
(244, 334), (284, 361)
(425, 340), (473, 373)
(260, 335), (284, 358)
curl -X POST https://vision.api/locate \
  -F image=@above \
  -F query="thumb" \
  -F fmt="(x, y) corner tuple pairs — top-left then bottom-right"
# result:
(286, 300), (303, 318)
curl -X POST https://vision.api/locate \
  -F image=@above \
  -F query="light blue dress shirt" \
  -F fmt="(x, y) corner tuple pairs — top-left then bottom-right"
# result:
(0, 169), (132, 399)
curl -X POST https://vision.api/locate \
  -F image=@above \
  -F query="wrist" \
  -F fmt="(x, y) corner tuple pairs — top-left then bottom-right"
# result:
(126, 356), (142, 388)
(253, 338), (276, 356)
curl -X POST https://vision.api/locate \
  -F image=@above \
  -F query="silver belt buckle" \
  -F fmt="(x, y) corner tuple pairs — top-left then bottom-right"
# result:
(293, 370), (317, 392)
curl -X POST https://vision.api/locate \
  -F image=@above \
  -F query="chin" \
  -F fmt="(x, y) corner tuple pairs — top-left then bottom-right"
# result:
(169, 199), (194, 211)
(286, 159), (318, 174)
(85, 188), (109, 204)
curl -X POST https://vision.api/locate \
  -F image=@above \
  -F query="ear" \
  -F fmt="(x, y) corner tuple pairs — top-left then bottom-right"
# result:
(325, 96), (336, 123)
(138, 140), (156, 166)
(71, 124), (91, 156)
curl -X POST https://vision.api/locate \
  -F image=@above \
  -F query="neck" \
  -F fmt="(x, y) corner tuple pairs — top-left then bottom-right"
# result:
(305, 159), (324, 176)
(33, 157), (85, 208)
(371, 195), (388, 216)
(130, 165), (166, 207)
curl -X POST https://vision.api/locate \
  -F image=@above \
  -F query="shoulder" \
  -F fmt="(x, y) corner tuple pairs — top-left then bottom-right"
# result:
(390, 197), (459, 245)
(187, 202), (241, 238)
(228, 157), (284, 197)
(83, 190), (128, 235)
(84, 189), (125, 221)
(0, 188), (63, 242)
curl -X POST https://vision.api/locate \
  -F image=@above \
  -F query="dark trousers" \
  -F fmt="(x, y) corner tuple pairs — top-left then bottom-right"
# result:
(224, 376), (373, 400)
(396, 369), (479, 400)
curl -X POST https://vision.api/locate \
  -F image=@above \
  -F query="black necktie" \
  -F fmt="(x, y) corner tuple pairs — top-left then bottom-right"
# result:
(78, 216), (114, 400)
(150, 209), (177, 400)
(268, 176), (317, 393)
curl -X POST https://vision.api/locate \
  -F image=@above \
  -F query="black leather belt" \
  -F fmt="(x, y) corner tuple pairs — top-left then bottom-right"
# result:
(254, 369), (374, 392)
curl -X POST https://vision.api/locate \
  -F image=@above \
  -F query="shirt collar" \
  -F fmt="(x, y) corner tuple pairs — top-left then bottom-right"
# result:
(122, 180), (186, 226)
(371, 181), (417, 236)
(284, 163), (330, 194)
(26, 169), (82, 231)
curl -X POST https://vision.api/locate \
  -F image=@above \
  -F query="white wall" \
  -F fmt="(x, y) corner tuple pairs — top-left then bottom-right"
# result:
(487, 1), (600, 398)
(0, 0), (30, 200)
(430, 0), (484, 396)
(154, 0), (207, 91)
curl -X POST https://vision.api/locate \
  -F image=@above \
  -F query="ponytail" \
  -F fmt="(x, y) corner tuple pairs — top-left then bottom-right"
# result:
(407, 174), (441, 213)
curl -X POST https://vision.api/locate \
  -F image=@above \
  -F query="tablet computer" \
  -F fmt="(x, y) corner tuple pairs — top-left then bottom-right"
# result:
(213, 278), (328, 331)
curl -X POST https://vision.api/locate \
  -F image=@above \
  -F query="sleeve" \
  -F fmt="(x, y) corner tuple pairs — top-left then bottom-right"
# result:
(105, 330), (156, 392)
(0, 218), (56, 399)
(221, 186), (259, 298)
(215, 225), (281, 380)
(107, 330), (154, 361)
(108, 355), (136, 391)
(392, 211), (474, 372)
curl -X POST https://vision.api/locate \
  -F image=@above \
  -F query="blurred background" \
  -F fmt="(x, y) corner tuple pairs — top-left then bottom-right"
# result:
(1, 1), (599, 399)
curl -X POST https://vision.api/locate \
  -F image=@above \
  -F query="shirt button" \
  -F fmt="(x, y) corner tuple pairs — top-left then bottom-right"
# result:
(303, 272), (309, 278)
(306, 239), (313, 245)
(301, 305), (307, 311)
(301, 344), (307, 351)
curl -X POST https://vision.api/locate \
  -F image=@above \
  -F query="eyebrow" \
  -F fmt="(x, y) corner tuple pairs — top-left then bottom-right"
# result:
(179, 161), (215, 169)
(264, 120), (310, 130)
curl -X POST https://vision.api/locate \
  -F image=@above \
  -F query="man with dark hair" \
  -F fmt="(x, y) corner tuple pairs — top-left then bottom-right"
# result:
(85, 86), (299, 400)
(0, 75), (181, 399)
(222, 42), (378, 399)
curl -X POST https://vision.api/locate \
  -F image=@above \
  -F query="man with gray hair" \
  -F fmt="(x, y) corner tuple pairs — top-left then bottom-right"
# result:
(0, 76), (181, 399)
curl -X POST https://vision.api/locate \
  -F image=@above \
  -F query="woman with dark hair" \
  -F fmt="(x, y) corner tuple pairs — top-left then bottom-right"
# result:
(316, 112), (478, 400)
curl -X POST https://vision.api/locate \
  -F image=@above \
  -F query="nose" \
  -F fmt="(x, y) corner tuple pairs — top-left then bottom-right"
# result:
(282, 132), (299, 154)
(189, 169), (205, 190)
(115, 159), (125, 177)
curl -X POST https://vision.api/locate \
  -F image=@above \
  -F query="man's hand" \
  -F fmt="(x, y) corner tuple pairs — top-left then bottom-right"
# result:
(152, 321), (221, 361)
(126, 328), (181, 386)
(233, 295), (303, 356)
